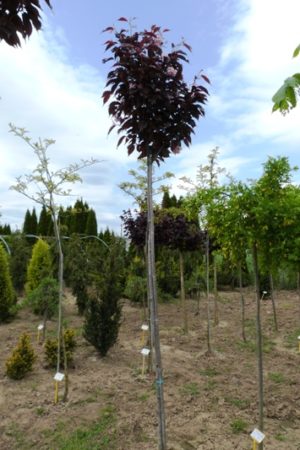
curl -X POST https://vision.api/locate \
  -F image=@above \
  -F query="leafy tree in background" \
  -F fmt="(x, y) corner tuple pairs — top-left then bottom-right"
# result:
(103, 19), (209, 448)
(0, 0), (52, 47)
(0, 243), (15, 322)
(272, 44), (300, 113)
(119, 159), (174, 211)
(25, 238), (52, 295)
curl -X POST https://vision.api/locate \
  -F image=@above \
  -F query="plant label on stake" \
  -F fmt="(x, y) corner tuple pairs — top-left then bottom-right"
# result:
(54, 372), (65, 403)
(37, 324), (44, 343)
(141, 324), (149, 346)
(250, 429), (265, 449)
(141, 348), (150, 376)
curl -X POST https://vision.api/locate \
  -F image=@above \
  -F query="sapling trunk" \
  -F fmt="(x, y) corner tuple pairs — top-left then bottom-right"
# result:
(213, 256), (219, 325)
(42, 308), (47, 343)
(298, 271), (300, 322)
(238, 262), (246, 342)
(147, 153), (167, 450)
(252, 243), (264, 450)
(179, 250), (188, 333)
(52, 209), (68, 400)
(61, 327), (69, 402)
(144, 245), (154, 373)
(269, 273), (278, 331)
(206, 234), (212, 355)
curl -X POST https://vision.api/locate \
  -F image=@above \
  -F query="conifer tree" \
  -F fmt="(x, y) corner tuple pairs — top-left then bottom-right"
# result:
(38, 205), (49, 235)
(25, 239), (52, 295)
(83, 243), (123, 356)
(0, 244), (15, 322)
(23, 209), (32, 234)
(9, 234), (31, 293)
(85, 209), (97, 236)
(31, 208), (38, 235)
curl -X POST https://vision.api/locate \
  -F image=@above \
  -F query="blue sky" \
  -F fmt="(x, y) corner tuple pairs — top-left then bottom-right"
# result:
(0, 0), (300, 232)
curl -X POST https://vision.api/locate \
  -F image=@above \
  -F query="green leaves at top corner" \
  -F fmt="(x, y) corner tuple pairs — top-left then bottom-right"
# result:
(293, 44), (300, 58)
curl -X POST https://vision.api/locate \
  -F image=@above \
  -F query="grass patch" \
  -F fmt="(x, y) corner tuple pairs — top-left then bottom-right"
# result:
(268, 372), (285, 384)
(230, 418), (248, 434)
(203, 380), (217, 391)
(284, 328), (300, 349)
(275, 433), (287, 442)
(180, 382), (200, 397)
(199, 367), (219, 377)
(236, 335), (275, 353)
(225, 397), (250, 410)
(45, 405), (117, 450)
(137, 392), (150, 402)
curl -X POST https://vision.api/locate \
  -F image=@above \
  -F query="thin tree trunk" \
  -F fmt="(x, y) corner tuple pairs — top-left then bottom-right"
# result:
(52, 209), (68, 400)
(179, 250), (188, 333)
(269, 273), (278, 331)
(252, 243), (264, 450)
(147, 153), (167, 450)
(298, 271), (300, 323)
(238, 262), (246, 342)
(206, 234), (212, 355)
(144, 244), (154, 374)
(61, 327), (69, 402)
(213, 256), (219, 325)
(42, 308), (47, 343)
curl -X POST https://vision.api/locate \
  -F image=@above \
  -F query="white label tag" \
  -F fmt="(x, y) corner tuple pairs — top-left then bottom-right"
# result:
(141, 324), (149, 331)
(251, 429), (265, 443)
(38, 324), (44, 331)
(141, 348), (150, 356)
(54, 372), (65, 382)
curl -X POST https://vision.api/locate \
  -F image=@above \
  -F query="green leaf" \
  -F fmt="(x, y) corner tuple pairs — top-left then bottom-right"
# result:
(286, 86), (297, 108)
(293, 44), (300, 58)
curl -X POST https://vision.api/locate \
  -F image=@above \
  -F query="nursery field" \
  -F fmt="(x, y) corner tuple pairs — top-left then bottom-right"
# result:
(0, 289), (300, 450)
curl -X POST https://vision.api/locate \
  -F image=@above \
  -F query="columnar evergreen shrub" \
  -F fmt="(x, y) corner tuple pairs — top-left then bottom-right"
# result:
(27, 277), (59, 318)
(0, 244), (15, 322)
(83, 244), (123, 356)
(25, 239), (52, 295)
(6, 333), (36, 379)
(9, 235), (31, 293)
(44, 328), (76, 368)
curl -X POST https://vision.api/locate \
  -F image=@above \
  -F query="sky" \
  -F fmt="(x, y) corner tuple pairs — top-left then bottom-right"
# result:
(0, 0), (300, 233)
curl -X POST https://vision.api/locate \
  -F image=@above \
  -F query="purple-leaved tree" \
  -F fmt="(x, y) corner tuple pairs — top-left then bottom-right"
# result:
(103, 19), (209, 450)
(0, 0), (52, 47)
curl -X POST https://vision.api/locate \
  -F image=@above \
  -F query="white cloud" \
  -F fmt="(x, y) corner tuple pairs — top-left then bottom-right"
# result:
(0, 23), (133, 231)
(211, 0), (300, 149)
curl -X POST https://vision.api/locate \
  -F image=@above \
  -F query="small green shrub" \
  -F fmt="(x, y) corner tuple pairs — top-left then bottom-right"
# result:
(0, 244), (16, 322)
(230, 418), (248, 434)
(268, 372), (285, 384)
(27, 277), (59, 318)
(44, 329), (76, 368)
(124, 274), (146, 303)
(6, 333), (36, 379)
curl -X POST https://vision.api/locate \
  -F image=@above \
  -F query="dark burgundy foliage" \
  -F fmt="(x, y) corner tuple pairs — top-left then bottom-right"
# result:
(103, 21), (209, 163)
(0, 0), (52, 47)
(121, 209), (206, 252)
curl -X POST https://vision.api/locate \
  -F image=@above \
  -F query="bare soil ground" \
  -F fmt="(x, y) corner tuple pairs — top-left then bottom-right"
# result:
(0, 289), (300, 449)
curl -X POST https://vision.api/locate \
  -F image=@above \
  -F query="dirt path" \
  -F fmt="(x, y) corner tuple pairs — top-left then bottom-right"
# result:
(0, 289), (300, 449)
